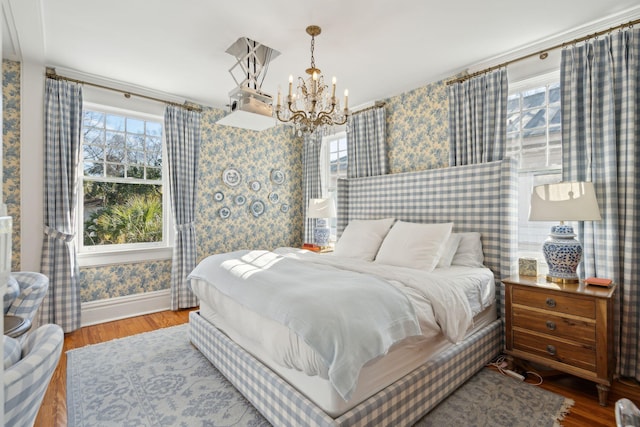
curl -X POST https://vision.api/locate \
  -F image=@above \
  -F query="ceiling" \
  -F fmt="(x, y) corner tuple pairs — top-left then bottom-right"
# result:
(3, 0), (640, 110)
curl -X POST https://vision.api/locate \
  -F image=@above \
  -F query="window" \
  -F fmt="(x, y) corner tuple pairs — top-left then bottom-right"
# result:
(320, 131), (348, 240)
(78, 104), (171, 263)
(507, 74), (562, 268)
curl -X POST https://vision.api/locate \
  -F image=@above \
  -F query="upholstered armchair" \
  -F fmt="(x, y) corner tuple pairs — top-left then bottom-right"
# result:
(4, 324), (64, 427)
(4, 272), (49, 324)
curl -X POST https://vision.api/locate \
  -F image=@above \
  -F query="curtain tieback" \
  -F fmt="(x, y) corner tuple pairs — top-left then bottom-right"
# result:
(176, 222), (195, 232)
(44, 226), (75, 243)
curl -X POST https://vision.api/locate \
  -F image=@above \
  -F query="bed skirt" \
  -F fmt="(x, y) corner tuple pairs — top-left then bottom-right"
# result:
(189, 310), (502, 427)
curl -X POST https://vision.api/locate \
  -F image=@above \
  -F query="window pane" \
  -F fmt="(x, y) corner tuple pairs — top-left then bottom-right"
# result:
(146, 150), (162, 168)
(127, 165), (145, 179)
(522, 87), (545, 108)
(146, 167), (161, 180)
(83, 145), (104, 162)
(106, 131), (126, 148)
(106, 146), (125, 163)
(83, 128), (105, 145)
(106, 114), (125, 131)
(549, 83), (560, 103)
(146, 136), (161, 152)
(523, 109), (547, 130)
(84, 161), (104, 177)
(146, 122), (162, 136)
(83, 181), (163, 246)
(507, 115), (521, 133)
(106, 163), (125, 178)
(83, 111), (105, 128)
(127, 150), (145, 165)
(127, 134), (145, 151)
(507, 95), (520, 114)
(126, 117), (145, 134)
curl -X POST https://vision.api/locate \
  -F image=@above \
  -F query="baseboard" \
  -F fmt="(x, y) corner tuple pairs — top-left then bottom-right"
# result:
(81, 289), (171, 327)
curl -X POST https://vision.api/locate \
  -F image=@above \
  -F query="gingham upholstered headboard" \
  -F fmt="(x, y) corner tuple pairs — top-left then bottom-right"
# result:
(337, 158), (518, 315)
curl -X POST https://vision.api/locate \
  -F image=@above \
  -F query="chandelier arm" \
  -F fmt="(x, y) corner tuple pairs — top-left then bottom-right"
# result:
(275, 108), (308, 124)
(286, 101), (310, 118)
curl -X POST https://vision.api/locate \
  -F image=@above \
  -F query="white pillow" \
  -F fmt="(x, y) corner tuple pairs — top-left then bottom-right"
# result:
(333, 218), (396, 261)
(375, 221), (453, 271)
(436, 233), (463, 268)
(451, 232), (485, 267)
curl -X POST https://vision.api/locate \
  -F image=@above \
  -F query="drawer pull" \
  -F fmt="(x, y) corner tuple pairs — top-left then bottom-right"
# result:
(545, 298), (556, 308)
(546, 345), (557, 356)
(546, 320), (556, 331)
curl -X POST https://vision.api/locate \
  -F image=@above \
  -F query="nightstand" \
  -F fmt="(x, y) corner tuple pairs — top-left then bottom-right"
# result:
(503, 275), (616, 406)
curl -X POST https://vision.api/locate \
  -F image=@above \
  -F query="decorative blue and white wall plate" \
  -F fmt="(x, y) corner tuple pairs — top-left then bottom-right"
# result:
(235, 195), (246, 206)
(222, 168), (242, 187)
(214, 191), (224, 202)
(271, 169), (285, 185)
(250, 200), (265, 217)
(268, 192), (279, 203)
(250, 181), (261, 191)
(280, 204), (289, 213)
(219, 207), (231, 219)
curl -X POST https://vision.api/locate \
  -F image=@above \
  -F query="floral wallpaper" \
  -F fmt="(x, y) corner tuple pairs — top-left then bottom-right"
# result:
(79, 260), (171, 301)
(384, 78), (450, 173)
(197, 108), (303, 260)
(3, 60), (21, 271)
(3, 60), (451, 303)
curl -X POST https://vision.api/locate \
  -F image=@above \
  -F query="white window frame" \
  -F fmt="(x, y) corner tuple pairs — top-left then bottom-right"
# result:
(77, 103), (173, 267)
(320, 131), (348, 241)
(508, 71), (562, 271)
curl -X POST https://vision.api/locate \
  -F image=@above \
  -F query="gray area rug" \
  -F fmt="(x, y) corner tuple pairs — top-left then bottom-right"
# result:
(67, 324), (574, 426)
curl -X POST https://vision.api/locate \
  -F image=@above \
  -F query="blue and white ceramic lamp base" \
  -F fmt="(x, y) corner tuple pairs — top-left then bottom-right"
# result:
(542, 224), (582, 283)
(314, 219), (331, 247)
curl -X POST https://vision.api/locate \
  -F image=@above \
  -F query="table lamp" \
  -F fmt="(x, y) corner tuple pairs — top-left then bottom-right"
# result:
(307, 198), (336, 247)
(528, 181), (601, 283)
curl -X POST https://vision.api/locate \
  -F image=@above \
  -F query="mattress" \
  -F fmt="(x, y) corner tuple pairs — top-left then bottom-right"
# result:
(190, 263), (496, 417)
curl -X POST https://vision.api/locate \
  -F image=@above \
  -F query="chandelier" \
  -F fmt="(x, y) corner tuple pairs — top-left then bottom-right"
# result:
(275, 25), (350, 136)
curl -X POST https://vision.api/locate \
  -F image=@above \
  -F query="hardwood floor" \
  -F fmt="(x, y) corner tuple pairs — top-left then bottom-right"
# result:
(36, 309), (640, 427)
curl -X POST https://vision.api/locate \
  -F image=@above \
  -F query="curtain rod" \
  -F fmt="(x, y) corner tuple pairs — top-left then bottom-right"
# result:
(352, 101), (386, 115)
(45, 68), (203, 112)
(446, 17), (640, 86)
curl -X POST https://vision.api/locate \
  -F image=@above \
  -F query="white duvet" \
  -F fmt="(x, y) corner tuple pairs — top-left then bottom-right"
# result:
(189, 247), (495, 398)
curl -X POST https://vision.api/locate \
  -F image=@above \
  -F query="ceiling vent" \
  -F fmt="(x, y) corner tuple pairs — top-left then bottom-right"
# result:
(216, 37), (280, 131)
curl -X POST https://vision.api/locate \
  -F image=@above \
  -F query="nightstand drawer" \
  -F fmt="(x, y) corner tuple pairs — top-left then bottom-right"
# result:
(512, 306), (595, 344)
(512, 288), (595, 318)
(513, 329), (596, 372)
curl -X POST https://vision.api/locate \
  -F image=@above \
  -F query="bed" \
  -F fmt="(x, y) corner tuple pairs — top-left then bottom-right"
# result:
(189, 158), (517, 426)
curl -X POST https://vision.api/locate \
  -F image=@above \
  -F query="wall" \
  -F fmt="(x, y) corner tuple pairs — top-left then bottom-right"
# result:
(384, 78), (450, 173)
(2, 60), (20, 271)
(197, 109), (303, 259)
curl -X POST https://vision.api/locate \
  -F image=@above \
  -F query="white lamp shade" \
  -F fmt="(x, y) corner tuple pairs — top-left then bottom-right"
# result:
(529, 181), (602, 222)
(307, 198), (336, 218)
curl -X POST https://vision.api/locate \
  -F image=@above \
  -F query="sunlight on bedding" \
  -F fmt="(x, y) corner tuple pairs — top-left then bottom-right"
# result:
(221, 250), (284, 278)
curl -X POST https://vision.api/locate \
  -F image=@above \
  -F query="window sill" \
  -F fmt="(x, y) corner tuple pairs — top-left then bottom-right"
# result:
(78, 246), (173, 267)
